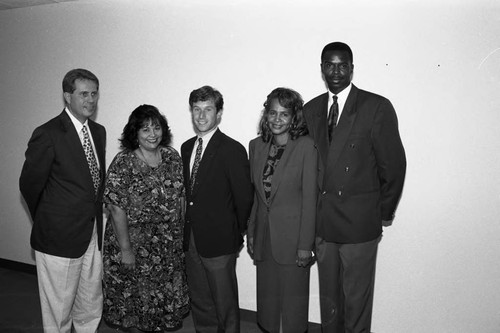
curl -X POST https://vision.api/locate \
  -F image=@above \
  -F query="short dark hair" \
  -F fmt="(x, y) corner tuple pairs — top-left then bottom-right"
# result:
(62, 68), (99, 93)
(259, 87), (308, 143)
(120, 104), (172, 150)
(189, 85), (224, 112)
(321, 42), (353, 63)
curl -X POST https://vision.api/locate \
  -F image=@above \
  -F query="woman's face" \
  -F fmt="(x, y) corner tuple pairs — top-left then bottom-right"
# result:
(266, 98), (292, 139)
(137, 119), (163, 151)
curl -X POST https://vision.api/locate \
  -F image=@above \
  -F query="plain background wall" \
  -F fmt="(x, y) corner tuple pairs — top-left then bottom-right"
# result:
(1, 0), (500, 331)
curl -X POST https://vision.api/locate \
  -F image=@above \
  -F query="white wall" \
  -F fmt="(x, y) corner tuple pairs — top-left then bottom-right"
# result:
(1, 0), (500, 331)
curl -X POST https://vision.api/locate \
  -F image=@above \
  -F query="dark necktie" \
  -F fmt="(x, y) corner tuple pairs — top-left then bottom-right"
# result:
(327, 95), (339, 142)
(190, 137), (203, 194)
(82, 125), (100, 194)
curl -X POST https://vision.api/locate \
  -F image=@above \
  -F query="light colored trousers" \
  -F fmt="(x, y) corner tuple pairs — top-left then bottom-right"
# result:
(35, 224), (103, 333)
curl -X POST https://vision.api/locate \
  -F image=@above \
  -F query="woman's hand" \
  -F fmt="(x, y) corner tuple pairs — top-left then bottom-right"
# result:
(121, 248), (136, 270)
(296, 249), (313, 267)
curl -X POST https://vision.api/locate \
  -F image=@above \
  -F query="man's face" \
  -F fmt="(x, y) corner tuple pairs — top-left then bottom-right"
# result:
(191, 99), (221, 136)
(321, 50), (353, 94)
(64, 79), (99, 123)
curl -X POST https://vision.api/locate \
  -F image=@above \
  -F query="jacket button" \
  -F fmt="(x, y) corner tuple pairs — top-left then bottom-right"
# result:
(189, 202), (194, 206)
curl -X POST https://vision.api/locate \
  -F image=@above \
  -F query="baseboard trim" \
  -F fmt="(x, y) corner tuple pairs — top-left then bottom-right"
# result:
(0, 258), (36, 275)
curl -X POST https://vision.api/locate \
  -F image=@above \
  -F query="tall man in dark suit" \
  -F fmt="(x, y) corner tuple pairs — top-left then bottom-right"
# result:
(20, 68), (106, 333)
(304, 42), (406, 332)
(181, 85), (253, 333)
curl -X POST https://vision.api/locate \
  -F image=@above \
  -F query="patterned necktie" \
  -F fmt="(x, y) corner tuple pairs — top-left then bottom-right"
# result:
(190, 137), (203, 194)
(82, 125), (100, 194)
(327, 95), (339, 142)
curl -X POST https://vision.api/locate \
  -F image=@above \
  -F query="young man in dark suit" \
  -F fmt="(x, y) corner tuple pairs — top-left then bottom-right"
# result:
(181, 85), (253, 333)
(19, 68), (106, 332)
(304, 42), (406, 332)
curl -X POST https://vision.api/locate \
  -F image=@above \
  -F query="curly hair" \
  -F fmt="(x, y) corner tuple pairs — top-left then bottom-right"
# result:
(258, 87), (308, 143)
(119, 104), (172, 150)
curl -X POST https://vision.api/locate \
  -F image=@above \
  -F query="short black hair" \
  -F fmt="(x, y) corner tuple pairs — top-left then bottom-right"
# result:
(259, 87), (308, 143)
(321, 42), (353, 63)
(189, 85), (224, 112)
(120, 104), (172, 150)
(62, 68), (99, 93)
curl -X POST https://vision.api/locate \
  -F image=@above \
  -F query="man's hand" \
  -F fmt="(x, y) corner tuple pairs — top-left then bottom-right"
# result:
(296, 249), (313, 267)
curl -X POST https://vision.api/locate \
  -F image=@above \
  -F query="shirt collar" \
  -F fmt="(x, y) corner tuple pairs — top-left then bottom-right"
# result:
(328, 83), (352, 104)
(197, 126), (218, 145)
(65, 107), (89, 132)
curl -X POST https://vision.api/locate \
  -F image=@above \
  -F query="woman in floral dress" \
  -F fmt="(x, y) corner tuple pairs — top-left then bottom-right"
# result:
(103, 105), (189, 332)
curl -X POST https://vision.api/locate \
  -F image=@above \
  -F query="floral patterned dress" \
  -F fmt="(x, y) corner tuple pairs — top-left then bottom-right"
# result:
(102, 147), (189, 331)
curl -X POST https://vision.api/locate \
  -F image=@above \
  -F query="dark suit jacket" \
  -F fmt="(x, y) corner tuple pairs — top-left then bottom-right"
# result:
(304, 85), (406, 244)
(248, 135), (317, 264)
(181, 129), (253, 258)
(20, 110), (106, 258)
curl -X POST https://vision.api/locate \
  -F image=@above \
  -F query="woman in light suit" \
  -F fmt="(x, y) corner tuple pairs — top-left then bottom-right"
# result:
(248, 87), (318, 333)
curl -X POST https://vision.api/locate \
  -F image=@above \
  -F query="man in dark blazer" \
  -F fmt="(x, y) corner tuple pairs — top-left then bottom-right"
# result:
(20, 68), (106, 332)
(181, 85), (253, 333)
(304, 42), (406, 332)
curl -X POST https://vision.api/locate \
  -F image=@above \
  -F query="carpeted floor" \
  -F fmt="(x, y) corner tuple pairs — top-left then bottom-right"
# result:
(0, 266), (320, 332)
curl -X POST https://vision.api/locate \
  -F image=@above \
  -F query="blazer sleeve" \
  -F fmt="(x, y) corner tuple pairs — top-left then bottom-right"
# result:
(247, 140), (258, 238)
(297, 138), (318, 251)
(225, 140), (253, 234)
(372, 98), (407, 220)
(19, 127), (54, 219)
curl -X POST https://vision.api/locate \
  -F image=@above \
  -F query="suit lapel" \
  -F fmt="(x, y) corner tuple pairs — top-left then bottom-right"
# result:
(191, 129), (222, 196)
(252, 137), (298, 205)
(268, 138), (297, 203)
(182, 137), (196, 174)
(252, 138), (271, 204)
(312, 93), (330, 168)
(182, 137), (196, 195)
(327, 85), (359, 169)
(58, 111), (96, 194)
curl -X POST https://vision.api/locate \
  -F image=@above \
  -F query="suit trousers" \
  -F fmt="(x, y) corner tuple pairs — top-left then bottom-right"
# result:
(185, 232), (240, 333)
(316, 236), (380, 333)
(35, 223), (103, 333)
(256, 229), (310, 333)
